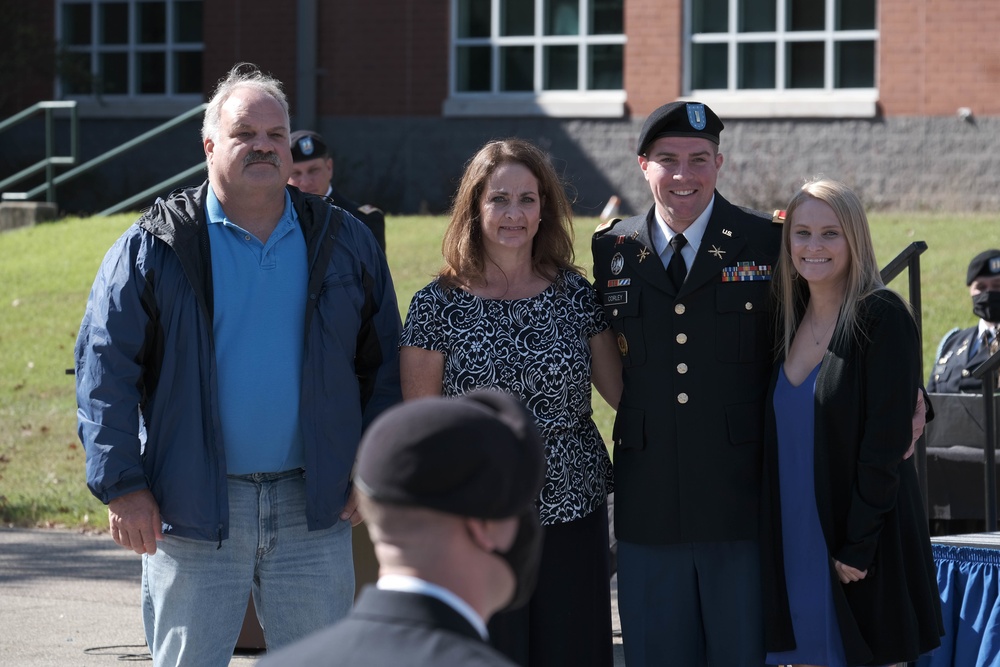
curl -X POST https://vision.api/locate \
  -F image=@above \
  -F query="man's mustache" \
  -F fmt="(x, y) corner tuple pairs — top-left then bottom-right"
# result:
(244, 151), (281, 167)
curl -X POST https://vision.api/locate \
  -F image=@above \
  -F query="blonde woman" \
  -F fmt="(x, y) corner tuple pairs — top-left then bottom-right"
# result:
(760, 179), (943, 666)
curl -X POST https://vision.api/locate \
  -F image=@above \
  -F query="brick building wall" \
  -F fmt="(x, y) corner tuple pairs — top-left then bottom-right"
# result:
(624, 0), (683, 116)
(4, 0), (1000, 215)
(319, 2), (449, 116)
(880, 0), (1000, 116)
(202, 1), (299, 105)
(0, 1), (56, 117)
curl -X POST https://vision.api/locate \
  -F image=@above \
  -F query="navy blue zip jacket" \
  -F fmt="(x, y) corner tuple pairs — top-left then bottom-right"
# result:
(76, 182), (402, 541)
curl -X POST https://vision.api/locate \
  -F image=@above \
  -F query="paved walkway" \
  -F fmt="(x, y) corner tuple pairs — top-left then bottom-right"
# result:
(0, 527), (623, 666)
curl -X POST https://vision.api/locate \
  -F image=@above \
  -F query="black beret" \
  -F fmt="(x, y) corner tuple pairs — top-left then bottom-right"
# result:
(637, 101), (724, 155)
(289, 130), (329, 162)
(967, 249), (1000, 285)
(354, 391), (545, 519)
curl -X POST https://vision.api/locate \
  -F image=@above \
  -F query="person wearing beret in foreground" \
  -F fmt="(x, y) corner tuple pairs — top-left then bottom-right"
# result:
(400, 138), (623, 667)
(258, 390), (546, 667)
(927, 248), (1000, 394)
(592, 101), (783, 666)
(288, 129), (387, 253)
(760, 179), (942, 666)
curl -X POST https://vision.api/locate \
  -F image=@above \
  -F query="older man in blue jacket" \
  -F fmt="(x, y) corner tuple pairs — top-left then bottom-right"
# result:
(75, 63), (401, 667)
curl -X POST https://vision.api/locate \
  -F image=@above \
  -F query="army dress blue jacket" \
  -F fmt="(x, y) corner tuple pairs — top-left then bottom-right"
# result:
(927, 325), (993, 393)
(592, 193), (782, 545)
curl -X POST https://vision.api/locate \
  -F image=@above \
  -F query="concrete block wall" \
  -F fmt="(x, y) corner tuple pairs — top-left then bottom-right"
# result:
(0, 202), (58, 232)
(3, 113), (997, 219)
(325, 115), (1000, 217)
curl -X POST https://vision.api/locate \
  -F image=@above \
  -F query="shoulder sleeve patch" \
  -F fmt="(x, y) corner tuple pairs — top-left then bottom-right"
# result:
(594, 217), (621, 234)
(772, 209), (786, 223)
(357, 204), (382, 215)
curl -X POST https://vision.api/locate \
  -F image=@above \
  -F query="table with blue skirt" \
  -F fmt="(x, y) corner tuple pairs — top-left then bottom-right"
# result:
(918, 533), (1000, 667)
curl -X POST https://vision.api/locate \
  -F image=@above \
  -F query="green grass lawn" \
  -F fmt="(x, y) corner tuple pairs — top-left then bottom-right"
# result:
(0, 210), (993, 530)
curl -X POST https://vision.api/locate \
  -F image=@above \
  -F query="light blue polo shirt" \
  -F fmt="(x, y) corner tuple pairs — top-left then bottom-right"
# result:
(206, 186), (307, 475)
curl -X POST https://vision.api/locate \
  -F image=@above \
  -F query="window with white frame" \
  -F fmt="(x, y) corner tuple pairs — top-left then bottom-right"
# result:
(58, 0), (203, 102)
(685, 0), (878, 118)
(446, 0), (626, 117)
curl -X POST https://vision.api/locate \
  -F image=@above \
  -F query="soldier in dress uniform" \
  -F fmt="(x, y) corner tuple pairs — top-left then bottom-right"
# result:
(258, 390), (545, 667)
(928, 248), (1000, 393)
(289, 129), (387, 253)
(592, 101), (783, 667)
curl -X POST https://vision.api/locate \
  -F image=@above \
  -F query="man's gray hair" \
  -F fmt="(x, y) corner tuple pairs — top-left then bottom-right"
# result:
(201, 63), (290, 142)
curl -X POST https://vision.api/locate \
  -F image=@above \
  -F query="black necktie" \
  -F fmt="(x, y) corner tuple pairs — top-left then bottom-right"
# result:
(667, 234), (688, 290)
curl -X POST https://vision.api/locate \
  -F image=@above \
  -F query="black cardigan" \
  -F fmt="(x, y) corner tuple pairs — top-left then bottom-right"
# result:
(760, 290), (943, 666)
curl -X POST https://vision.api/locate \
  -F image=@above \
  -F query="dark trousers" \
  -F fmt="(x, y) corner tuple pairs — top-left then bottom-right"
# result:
(489, 502), (614, 667)
(617, 539), (765, 667)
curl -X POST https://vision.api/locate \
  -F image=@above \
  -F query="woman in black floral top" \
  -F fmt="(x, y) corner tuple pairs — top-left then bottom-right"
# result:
(400, 138), (622, 667)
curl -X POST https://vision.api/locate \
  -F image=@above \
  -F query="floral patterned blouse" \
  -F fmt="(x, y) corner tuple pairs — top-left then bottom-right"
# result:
(400, 269), (613, 526)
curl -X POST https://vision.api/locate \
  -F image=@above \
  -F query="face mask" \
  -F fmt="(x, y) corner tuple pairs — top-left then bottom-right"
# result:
(973, 290), (1000, 323)
(493, 506), (543, 612)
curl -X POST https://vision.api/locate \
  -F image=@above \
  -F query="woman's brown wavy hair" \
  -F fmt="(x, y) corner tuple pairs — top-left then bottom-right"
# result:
(438, 138), (580, 289)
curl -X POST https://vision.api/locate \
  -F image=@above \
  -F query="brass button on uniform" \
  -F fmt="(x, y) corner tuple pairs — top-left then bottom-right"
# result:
(745, 302), (753, 311)
(675, 304), (686, 315)
(676, 333), (688, 344)
(962, 369), (971, 377)
(612, 308), (619, 317)
(677, 363), (688, 374)
(677, 393), (689, 404)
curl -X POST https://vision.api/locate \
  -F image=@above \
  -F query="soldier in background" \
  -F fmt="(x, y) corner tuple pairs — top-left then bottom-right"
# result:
(928, 249), (1000, 393)
(289, 129), (387, 253)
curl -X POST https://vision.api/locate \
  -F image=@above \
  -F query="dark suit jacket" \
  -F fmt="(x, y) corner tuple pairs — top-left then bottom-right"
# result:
(259, 586), (517, 667)
(592, 193), (782, 544)
(760, 291), (943, 665)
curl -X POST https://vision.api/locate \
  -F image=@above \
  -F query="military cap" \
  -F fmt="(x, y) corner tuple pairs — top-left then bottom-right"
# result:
(290, 130), (329, 162)
(637, 101), (724, 155)
(354, 391), (545, 519)
(967, 249), (1000, 285)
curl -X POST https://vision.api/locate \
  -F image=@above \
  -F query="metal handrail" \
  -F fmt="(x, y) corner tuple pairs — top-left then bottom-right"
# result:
(0, 101), (78, 202)
(99, 163), (206, 216)
(45, 104), (207, 201)
(1, 102), (206, 214)
(879, 241), (930, 511)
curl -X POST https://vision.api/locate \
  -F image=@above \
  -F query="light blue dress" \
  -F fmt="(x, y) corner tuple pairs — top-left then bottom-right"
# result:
(765, 362), (848, 667)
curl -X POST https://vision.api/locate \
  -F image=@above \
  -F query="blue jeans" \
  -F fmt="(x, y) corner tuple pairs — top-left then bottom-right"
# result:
(141, 469), (354, 667)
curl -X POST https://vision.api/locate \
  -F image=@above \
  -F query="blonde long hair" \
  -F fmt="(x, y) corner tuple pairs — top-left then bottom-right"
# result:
(438, 138), (579, 289)
(774, 178), (887, 358)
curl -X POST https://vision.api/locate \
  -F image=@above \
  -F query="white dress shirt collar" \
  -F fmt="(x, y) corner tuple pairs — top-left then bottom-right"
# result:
(377, 574), (489, 640)
(651, 194), (715, 269)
